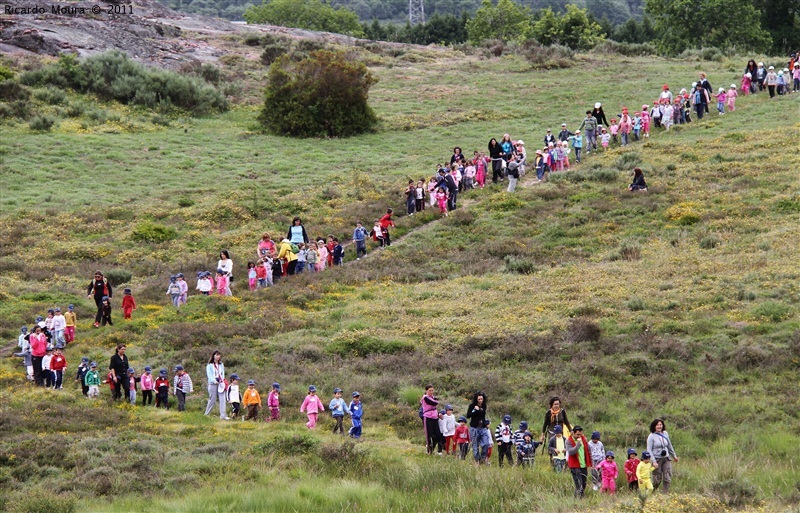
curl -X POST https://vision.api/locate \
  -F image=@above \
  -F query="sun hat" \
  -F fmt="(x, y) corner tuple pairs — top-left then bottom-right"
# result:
(594, 102), (601, 108)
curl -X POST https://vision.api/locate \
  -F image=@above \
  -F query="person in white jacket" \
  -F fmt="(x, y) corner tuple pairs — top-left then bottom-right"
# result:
(439, 405), (457, 455)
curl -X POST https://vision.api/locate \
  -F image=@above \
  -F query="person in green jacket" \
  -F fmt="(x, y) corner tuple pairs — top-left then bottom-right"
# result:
(578, 111), (598, 153)
(85, 361), (101, 399)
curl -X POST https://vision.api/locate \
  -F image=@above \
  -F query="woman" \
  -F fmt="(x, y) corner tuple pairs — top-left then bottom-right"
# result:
(647, 418), (679, 493)
(658, 85), (673, 104)
(204, 350), (229, 420)
(698, 72), (712, 113)
(108, 344), (129, 401)
(591, 102), (609, 145)
(450, 146), (463, 165)
(488, 138), (504, 184)
(499, 133), (514, 159)
(542, 396), (572, 444)
(286, 217), (309, 245)
(420, 384), (442, 455)
(466, 391), (490, 464)
(87, 270), (112, 328)
(277, 238), (298, 276)
(629, 168), (647, 191)
(257, 232), (276, 259)
(744, 59), (758, 93)
(217, 251), (233, 296)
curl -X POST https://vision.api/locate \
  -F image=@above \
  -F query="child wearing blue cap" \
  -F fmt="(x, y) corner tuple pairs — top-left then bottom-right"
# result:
(85, 362), (101, 399)
(155, 369), (170, 409)
(440, 405), (456, 454)
(140, 366), (155, 406)
(267, 382), (281, 421)
(329, 388), (348, 435)
(243, 380), (261, 420)
(300, 385), (324, 429)
(348, 392), (363, 439)
(494, 414), (515, 467)
(75, 357), (89, 396)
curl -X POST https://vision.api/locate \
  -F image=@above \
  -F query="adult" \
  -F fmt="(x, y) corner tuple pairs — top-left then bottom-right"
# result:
(499, 133), (514, 159)
(436, 169), (457, 211)
(29, 325), (47, 386)
(691, 83), (709, 121)
(629, 168), (647, 191)
(466, 391), (490, 464)
(578, 111), (598, 152)
(420, 384), (442, 455)
(277, 238), (298, 276)
(257, 232), (276, 259)
(541, 396), (572, 445)
(543, 129), (556, 147)
(450, 147), (463, 165)
(647, 418), (679, 493)
(108, 343), (129, 401)
(87, 270), (112, 328)
(286, 217), (309, 245)
(217, 250), (233, 296)
(204, 350), (229, 420)
(379, 209), (395, 246)
(659, 84), (673, 104)
(698, 73), (712, 113)
(488, 138), (504, 184)
(566, 425), (590, 498)
(744, 60), (758, 93)
(447, 167), (460, 211)
(591, 102), (609, 145)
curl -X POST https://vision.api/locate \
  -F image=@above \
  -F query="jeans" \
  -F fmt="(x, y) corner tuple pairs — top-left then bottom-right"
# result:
(129, 388), (137, 405)
(177, 390), (187, 411)
(717, 101), (725, 113)
(585, 130), (597, 151)
(53, 330), (65, 347)
(333, 415), (345, 434)
(171, 294), (180, 307)
(447, 189), (458, 211)
(355, 241), (366, 258)
(571, 467), (588, 498)
(204, 384), (227, 418)
(497, 441), (514, 467)
(295, 261), (306, 274)
(469, 427), (490, 461)
(574, 148), (582, 162)
(621, 132), (628, 146)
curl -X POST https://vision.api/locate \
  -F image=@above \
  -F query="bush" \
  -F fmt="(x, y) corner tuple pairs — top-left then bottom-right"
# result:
(664, 202), (702, 225)
(198, 63), (221, 85)
(520, 41), (574, 69)
(503, 255), (537, 274)
(0, 79), (30, 102)
(593, 40), (657, 56)
(699, 234), (721, 249)
(65, 101), (85, 117)
(260, 44), (289, 66)
(626, 296), (645, 311)
(244, 0), (364, 37)
(28, 115), (56, 132)
(254, 432), (319, 456)
(750, 301), (791, 322)
(708, 477), (760, 507)
(131, 221), (177, 243)
(259, 50), (377, 138)
(326, 333), (414, 357)
(104, 269), (133, 287)
(0, 64), (13, 80)
(609, 239), (641, 261)
(34, 86), (67, 105)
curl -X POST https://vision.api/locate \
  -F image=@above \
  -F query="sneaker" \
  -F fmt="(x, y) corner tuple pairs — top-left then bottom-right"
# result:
(593, 485), (599, 491)
(222, 416), (231, 420)
(93, 322), (100, 328)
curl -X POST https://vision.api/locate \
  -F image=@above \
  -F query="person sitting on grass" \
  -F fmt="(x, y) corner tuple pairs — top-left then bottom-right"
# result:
(629, 168), (647, 192)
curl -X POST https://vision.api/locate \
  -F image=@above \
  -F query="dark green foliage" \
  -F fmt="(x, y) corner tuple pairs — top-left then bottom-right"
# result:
(0, 79), (31, 102)
(21, 52), (227, 115)
(611, 15), (658, 44)
(244, 0), (364, 36)
(131, 221), (178, 243)
(503, 254), (537, 274)
(33, 86), (67, 105)
(254, 432), (320, 456)
(0, 64), (13, 80)
(28, 115), (56, 132)
(259, 50), (377, 138)
(708, 476), (760, 507)
(594, 39), (657, 56)
(520, 41), (574, 69)
(104, 269), (133, 287)
(362, 13), (469, 45)
(326, 334), (415, 357)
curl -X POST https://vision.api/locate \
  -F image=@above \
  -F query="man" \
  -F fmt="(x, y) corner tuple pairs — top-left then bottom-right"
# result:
(578, 111), (598, 152)
(543, 128), (556, 146)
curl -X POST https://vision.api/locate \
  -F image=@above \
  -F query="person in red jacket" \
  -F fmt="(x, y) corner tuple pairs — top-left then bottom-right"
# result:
(29, 325), (48, 387)
(565, 425), (591, 499)
(87, 271), (112, 328)
(121, 288), (136, 320)
(379, 208), (395, 246)
(50, 347), (67, 390)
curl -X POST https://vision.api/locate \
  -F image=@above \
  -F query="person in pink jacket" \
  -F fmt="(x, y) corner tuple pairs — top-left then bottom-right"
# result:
(597, 451), (619, 494)
(267, 382), (281, 421)
(619, 108), (632, 146)
(140, 366), (155, 406)
(300, 385), (324, 428)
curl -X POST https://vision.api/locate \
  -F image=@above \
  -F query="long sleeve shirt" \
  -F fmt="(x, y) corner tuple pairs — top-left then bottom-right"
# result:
(268, 391), (280, 408)
(329, 397), (348, 417)
(173, 373), (193, 394)
(300, 394), (324, 414)
(243, 388), (261, 407)
(349, 400), (363, 420)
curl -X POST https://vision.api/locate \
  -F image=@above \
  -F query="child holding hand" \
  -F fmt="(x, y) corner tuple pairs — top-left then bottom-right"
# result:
(300, 385), (324, 429)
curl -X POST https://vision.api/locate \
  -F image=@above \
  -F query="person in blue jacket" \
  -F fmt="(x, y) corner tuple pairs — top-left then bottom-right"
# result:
(349, 391), (363, 439)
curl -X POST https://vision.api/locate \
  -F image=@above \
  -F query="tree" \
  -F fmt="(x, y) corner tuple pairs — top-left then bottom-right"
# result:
(644, 0), (772, 54)
(612, 15), (658, 44)
(754, 0), (800, 53)
(244, 0), (364, 37)
(259, 50), (378, 137)
(531, 4), (604, 49)
(466, 0), (534, 44)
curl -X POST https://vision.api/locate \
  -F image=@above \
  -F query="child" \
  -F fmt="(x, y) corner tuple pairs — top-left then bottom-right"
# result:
(600, 128), (610, 149)
(636, 451), (658, 497)
(619, 108), (632, 145)
(42, 346), (54, 388)
(777, 70), (787, 95)
(353, 221), (367, 260)
(484, 418), (494, 463)
(589, 431), (606, 490)
(267, 382), (281, 421)
(428, 175), (438, 205)
(405, 179), (416, 216)
(624, 448), (641, 492)
(560, 141), (570, 170)
(475, 157), (487, 189)
(140, 366), (155, 406)
(155, 369), (170, 409)
(662, 102), (674, 130)
(727, 84), (738, 112)
(247, 261), (258, 291)
(215, 269), (229, 296)
(494, 414), (514, 468)
(50, 347), (67, 390)
(127, 368), (139, 405)
(295, 244), (307, 274)
(167, 276), (181, 306)
(598, 451), (618, 494)
(794, 63), (800, 93)
(45, 309), (55, 335)
(632, 112), (642, 141)
(316, 239), (328, 271)
(517, 432), (539, 467)
(454, 416), (470, 460)
(326, 236), (336, 267)
(462, 162), (476, 190)
(122, 288), (136, 319)
(255, 259), (268, 287)
(99, 298), (114, 327)
(548, 425), (568, 472)
(640, 107), (651, 138)
(64, 305), (77, 343)
(264, 256), (275, 285)
(305, 243), (318, 273)
(741, 72), (752, 96)
(329, 388), (348, 435)
(243, 379), (261, 420)
(51, 307), (66, 348)
(554, 143), (565, 171)
(332, 238), (344, 266)
(714, 87), (727, 114)
(85, 362), (101, 398)
(440, 405), (456, 454)
(75, 356), (89, 395)
(177, 273), (188, 305)
(435, 187), (448, 216)
(650, 101), (662, 128)
(370, 220), (385, 247)
(173, 365), (193, 412)
(415, 180), (426, 211)
(15, 327), (33, 381)
(227, 374), (241, 419)
(570, 131), (583, 163)
(300, 385), (324, 429)
(349, 391), (363, 439)
(609, 118), (619, 144)
(513, 421), (529, 462)
(196, 271), (213, 295)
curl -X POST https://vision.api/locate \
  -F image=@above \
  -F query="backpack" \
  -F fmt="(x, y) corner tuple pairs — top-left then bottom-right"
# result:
(418, 405), (424, 419)
(290, 243), (300, 254)
(694, 89), (702, 104)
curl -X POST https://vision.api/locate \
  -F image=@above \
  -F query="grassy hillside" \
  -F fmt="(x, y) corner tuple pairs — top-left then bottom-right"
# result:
(1, 45), (799, 513)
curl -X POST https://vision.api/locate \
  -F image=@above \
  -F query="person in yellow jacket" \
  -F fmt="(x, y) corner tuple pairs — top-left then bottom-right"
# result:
(243, 379), (262, 421)
(636, 451), (658, 497)
(277, 238), (298, 276)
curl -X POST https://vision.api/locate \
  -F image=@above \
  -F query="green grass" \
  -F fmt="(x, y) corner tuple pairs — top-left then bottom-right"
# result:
(1, 43), (799, 512)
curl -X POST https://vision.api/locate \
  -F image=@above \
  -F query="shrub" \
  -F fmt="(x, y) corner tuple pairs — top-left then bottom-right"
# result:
(28, 115), (56, 132)
(0, 64), (13, 80)
(520, 41), (574, 69)
(609, 239), (641, 261)
(198, 63), (221, 85)
(708, 476), (760, 507)
(626, 296), (645, 311)
(503, 255), (537, 274)
(750, 301), (791, 322)
(259, 50), (377, 138)
(254, 432), (319, 456)
(615, 151), (642, 170)
(593, 39), (657, 56)
(699, 234), (721, 249)
(177, 197), (194, 207)
(566, 318), (601, 343)
(0, 79), (30, 102)
(131, 221), (177, 243)
(260, 44), (289, 66)
(65, 101), (85, 117)
(326, 332), (414, 357)
(34, 86), (67, 105)
(244, 0), (364, 36)
(151, 114), (170, 126)
(664, 202), (702, 225)
(104, 269), (133, 287)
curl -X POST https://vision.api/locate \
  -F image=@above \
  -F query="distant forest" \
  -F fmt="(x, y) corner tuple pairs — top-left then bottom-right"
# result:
(165, 0), (644, 25)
